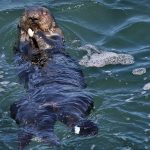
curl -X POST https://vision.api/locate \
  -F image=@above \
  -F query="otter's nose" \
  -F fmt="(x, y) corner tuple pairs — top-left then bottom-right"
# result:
(28, 17), (39, 23)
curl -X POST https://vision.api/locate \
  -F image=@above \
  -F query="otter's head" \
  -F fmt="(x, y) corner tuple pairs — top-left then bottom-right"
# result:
(17, 7), (64, 65)
(19, 6), (63, 41)
(20, 7), (55, 32)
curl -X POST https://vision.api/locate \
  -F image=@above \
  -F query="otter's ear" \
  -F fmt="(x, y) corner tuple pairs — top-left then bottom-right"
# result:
(17, 23), (21, 29)
(41, 5), (49, 9)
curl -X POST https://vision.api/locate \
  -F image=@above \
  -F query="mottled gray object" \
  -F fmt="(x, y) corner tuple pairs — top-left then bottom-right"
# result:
(132, 68), (146, 75)
(79, 51), (134, 67)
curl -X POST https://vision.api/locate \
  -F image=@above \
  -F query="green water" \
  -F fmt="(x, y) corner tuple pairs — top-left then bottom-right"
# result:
(0, 0), (150, 150)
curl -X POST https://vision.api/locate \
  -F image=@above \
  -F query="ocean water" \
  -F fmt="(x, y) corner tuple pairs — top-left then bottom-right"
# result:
(0, 0), (150, 150)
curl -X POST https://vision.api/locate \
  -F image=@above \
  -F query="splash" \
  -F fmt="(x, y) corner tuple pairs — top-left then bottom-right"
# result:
(79, 44), (134, 67)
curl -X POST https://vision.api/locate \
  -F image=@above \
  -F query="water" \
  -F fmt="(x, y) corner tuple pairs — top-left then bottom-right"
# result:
(0, 0), (150, 149)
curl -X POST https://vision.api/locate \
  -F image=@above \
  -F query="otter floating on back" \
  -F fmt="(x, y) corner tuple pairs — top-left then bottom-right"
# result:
(10, 6), (98, 150)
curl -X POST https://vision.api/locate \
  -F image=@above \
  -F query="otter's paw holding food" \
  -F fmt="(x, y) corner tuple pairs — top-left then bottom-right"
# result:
(28, 28), (34, 37)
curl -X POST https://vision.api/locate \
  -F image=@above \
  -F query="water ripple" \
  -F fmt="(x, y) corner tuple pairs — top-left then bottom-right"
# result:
(0, 1), (150, 150)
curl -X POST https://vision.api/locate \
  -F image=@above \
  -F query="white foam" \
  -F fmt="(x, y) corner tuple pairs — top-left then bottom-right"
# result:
(132, 68), (146, 75)
(79, 50), (134, 67)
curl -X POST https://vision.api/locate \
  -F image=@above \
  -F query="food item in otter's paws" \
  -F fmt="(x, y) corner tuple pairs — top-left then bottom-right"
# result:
(28, 28), (34, 37)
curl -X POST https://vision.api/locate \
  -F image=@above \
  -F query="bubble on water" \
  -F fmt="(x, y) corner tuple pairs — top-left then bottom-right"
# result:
(132, 68), (146, 75)
(79, 47), (134, 67)
(0, 87), (5, 92)
(148, 114), (150, 118)
(143, 83), (150, 91)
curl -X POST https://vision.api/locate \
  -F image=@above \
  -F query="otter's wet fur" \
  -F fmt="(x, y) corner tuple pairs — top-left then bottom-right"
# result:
(10, 6), (98, 150)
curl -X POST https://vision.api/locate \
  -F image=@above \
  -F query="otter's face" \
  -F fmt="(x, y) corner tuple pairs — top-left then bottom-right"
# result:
(18, 7), (64, 59)
(20, 7), (54, 32)
(19, 7), (63, 43)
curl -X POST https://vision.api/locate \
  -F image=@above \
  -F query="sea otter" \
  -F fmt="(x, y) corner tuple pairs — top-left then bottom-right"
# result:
(10, 6), (98, 150)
